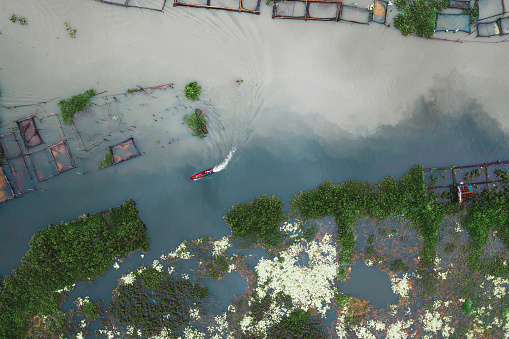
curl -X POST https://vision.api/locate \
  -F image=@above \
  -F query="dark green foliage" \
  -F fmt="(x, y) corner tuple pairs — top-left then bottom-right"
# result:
(267, 311), (327, 339)
(462, 298), (472, 314)
(82, 300), (102, 319)
(206, 254), (230, 280)
(394, 0), (448, 38)
(281, 310), (310, 331)
(108, 274), (208, 337)
(184, 81), (201, 101)
(127, 88), (138, 93)
(18, 17), (27, 25)
(463, 168), (483, 181)
(224, 194), (284, 244)
(138, 266), (166, 289)
(10, 14), (17, 23)
(182, 109), (208, 139)
(463, 189), (509, 267)
(98, 149), (113, 169)
(290, 165), (441, 265)
(334, 291), (351, 308)
(58, 89), (96, 125)
(463, 1), (479, 24)
(479, 256), (509, 278)
(495, 168), (509, 186)
(390, 259), (409, 271)
(250, 295), (272, 322)
(0, 200), (149, 338)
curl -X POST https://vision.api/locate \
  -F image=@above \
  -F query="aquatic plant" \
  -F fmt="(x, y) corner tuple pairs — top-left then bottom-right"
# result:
(9, 14), (17, 23)
(58, 89), (96, 124)
(184, 81), (201, 101)
(18, 17), (27, 25)
(127, 88), (138, 93)
(82, 300), (103, 320)
(393, 0), (448, 38)
(182, 109), (208, 139)
(65, 21), (77, 38)
(290, 165), (443, 266)
(98, 148), (113, 169)
(0, 200), (149, 338)
(463, 168), (483, 182)
(390, 258), (409, 271)
(224, 194), (284, 244)
(107, 269), (209, 337)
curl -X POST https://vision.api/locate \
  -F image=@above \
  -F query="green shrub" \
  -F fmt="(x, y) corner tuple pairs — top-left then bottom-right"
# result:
(462, 298), (472, 314)
(82, 300), (102, 319)
(58, 89), (96, 124)
(182, 109), (208, 139)
(463, 2), (479, 25)
(390, 259), (409, 271)
(334, 291), (351, 308)
(224, 194), (284, 244)
(281, 310), (310, 332)
(138, 266), (166, 289)
(394, 0), (448, 38)
(98, 149), (114, 169)
(0, 200), (149, 338)
(184, 81), (201, 101)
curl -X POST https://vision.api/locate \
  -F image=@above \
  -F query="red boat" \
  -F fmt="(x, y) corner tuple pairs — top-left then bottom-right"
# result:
(188, 168), (214, 181)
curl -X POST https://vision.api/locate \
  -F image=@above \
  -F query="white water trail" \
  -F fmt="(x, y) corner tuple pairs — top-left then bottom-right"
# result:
(213, 147), (236, 172)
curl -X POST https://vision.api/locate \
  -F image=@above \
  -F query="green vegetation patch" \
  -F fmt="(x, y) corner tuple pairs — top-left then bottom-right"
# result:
(224, 194), (284, 244)
(107, 271), (209, 337)
(290, 165), (443, 266)
(98, 148), (114, 169)
(184, 81), (201, 101)
(58, 89), (96, 125)
(393, 0), (449, 38)
(182, 109), (208, 139)
(267, 309), (327, 338)
(0, 200), (149, 338)
(463, 1), (479, 25)
(65, 21), (77, 38)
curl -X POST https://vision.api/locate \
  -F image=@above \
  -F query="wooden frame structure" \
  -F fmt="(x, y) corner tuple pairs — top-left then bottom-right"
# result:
(26, 141), (75, 182)
(16, 116), (44, 149)
(96, 0), (168, 11)
(173, 0), (261, 15)
(110, 138), (142, 166)
(423, 160), (509, 191)
(272, 0), (343, 21)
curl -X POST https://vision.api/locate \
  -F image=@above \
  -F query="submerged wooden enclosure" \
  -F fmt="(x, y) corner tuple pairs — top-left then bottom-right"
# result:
(272, 0), (386, 25)
(173, 0), (261, 15)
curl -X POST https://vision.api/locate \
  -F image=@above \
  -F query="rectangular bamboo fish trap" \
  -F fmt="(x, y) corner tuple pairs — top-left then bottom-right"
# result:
(16, 116), (44, 149)
(174, 0), (261, 15)
(0, 133), (22, 159)
(111, 138), (141, 165)
(435, 13), (471, 33)
(27, 141), (74, 182)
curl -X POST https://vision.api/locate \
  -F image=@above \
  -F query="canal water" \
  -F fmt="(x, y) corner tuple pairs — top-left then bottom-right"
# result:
(1, 0), (509, 322)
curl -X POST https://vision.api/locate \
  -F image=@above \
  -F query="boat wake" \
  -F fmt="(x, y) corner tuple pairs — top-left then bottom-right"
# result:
(213, 147), (236, 172)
